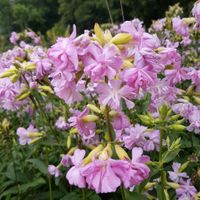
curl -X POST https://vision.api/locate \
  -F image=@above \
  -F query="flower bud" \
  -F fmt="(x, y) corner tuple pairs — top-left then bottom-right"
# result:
(100, 105), (106, 113)
(138, 114), (153, 126)
(123, 60), (133, 68)
(22, 62), (36, 71)
(28, 132), (43, 138)
(168, 124), (186, 131)
(109, 110), (118, 117)
(83, 144), (104, 165)
(38, 85), (54, 94)
(144, 182), (156, 190)
(87, 104), (101, 113)
(29, 137), (42, 144)
(67, 147), (78, 155)
(16, 91), (31, 101)
(2, 118), (10, 130)
(104, 30), (112, 43)
(179, 161), (190, 172)
(99, 144), (112, 160)
(67, 135), (71, 149)
(193, 96), (200, 105)
(0, 68), (18, 78)
(111, 33), (132, 45)
(169, 114), (181, 122)
(10, 74), (19, 83)
(166, 182), (180, 189)
(82, 115), (99, 122)
(115, 144), (130, 160)
(94, 23), (104, 46)
(183, 17), (196, 25)
(69, 128), (78, 134)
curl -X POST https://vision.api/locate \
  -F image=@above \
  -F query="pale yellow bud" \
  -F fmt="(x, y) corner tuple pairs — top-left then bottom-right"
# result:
(111, 33), (132, 45)
(28, 132), (43, 138)
(87, 104), (101, 113)
(16, 91), (31, 101)
(82, 115), (99, 122)
(38, 85), (54, 94)
(166, 182), (180, 189)
(115, 144), (130, 160)
(83, 144), (104, 165)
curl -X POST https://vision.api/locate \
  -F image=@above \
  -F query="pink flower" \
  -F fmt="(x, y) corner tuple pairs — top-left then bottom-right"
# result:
(149, 80), (179, 111)
(143, 130), (160, 152)
(187, 109), (200, 134)
(123, 124), (147, 149)
(66, 149), (86, 188)
(120, 19), (144, 44)
(121, 66), (156, 92)
(172, 102), (196, 118)
(50, 70), (82, 104)
(128, 147), (150, 185)
(168, 162), (188, 183)
(16, 125), (38, 145)
(97, 80), (135, 110)
(176, 179), (197, 200)
(120, 19), (160, 49)
(10, 32), (19, 45)
(192, 1), (200, 27)
(83, 44), (122, 82)
(164, 66), (189, 85)
(61, 154), (71, 167)
(81, 159), (122, 193)
(35, 58), (52, 79)
(68, 108), (96, 139)
(48, 26), (78, 72)
(188, 69), (200, 89)
(48, 165), (61, 177)
(111, 147), (150, 188)
(0, 78), (26, 110)
(151, 18), (166, 32)
(55, 116), (68, 130)
(172, 17), (189, 37)
(112, 112), (130, 130)
(159, 47), (181, 68)
(134, 47), (164, 73)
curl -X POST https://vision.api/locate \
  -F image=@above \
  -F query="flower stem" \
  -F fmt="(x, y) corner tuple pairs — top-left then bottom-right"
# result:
(159, 129), (165, 200)
(82, 188), (86, 200)
(120, 186), (126, 200)
(105, 105), (113, 141)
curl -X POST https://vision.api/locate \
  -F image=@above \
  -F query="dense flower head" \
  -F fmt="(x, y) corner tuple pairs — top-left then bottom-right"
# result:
(172, 17), (190, 37)
(83, 44), (122, 82)
(66, 148), (150, 193)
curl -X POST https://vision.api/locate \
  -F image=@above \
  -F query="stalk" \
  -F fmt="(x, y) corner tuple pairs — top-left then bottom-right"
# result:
(159, 129), (165, 200)
(105, 105), (113, 141)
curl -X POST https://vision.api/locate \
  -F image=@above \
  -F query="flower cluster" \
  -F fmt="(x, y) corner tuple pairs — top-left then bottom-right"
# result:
(0, 1), (200, 199)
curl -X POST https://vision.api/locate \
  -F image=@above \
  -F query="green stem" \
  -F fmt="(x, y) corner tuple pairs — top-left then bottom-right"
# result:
(105, 105), (113, 141)
(46, 155), (53, 200)
(120, 186), (126, 200)
(159, 129), (165, 200)
(82, 188), (86, 200)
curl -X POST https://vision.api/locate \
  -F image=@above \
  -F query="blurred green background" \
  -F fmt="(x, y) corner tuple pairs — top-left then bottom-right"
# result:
(0, 0), (196, 50)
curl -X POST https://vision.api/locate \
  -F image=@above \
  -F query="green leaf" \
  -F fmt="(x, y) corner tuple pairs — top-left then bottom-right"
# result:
(124, 189), (148, 200)
(162, 149), (180, 163)
(20, 177), (46, 193)
(156, 185), (163, 200)
(27, 159), (47, 174)
(61, 191), (81, 200)
(0, 185), (18, 198)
